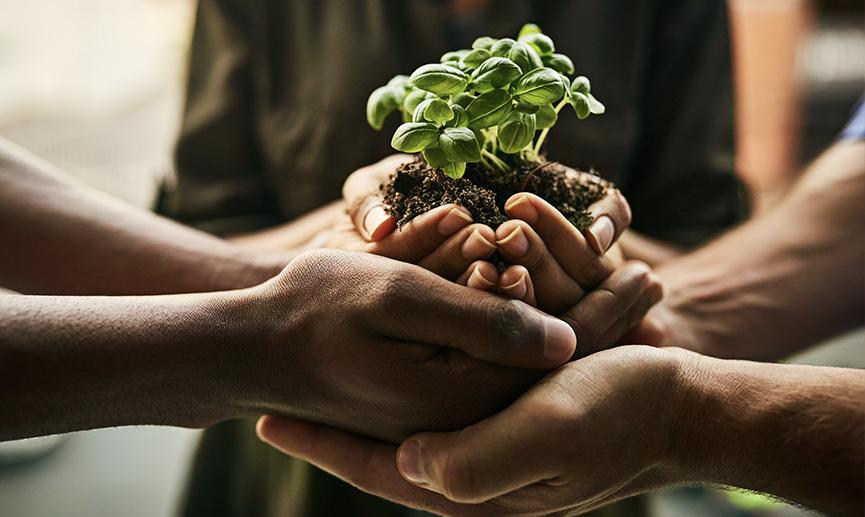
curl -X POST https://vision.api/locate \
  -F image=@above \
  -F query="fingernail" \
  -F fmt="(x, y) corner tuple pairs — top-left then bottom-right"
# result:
(588, 216), (615, 255)
(438, 207), (473, 237)
(363, 205), (392, 239)
(543, 317), (577, 363)
(398, 440), (428, 484)
(462, 229), (496, 259)
(497, 226), (529, 257)
(467, 265), (495, 289)
(500, 274), (528, 299)
(504, 195), (538, 224)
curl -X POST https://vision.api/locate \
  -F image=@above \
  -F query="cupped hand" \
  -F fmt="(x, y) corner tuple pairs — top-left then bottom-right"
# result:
(241, 248), (576, 442)
(254, 345), (692, 516)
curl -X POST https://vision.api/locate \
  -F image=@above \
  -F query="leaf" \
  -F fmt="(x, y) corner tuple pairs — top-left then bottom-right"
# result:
(410, 64), (469, 96)
(512, 67), (565, 105)
(472, 57), (522, 92)
(587, 93), (605, 115)
(404, 89), (433, 116)
(387, 75), (411, 89)
(422, 146), (450, 168)
(570, 92), (590, 119)
(515, 102), (540, 114)
(465, 89), (514, 129)
(439, 127), (481, 162)
(571, 75), (591, 95)
(447, 104), (469, 128)
(451, 92), (476, 109)
(498, 112), (536, 154)
(534, 103), (557, 128)
(421, 98), (455, 124)
(519, 33), (555, 56)
(490, 38), (516, 58)
(507, 41), (543, 74)
(391, 122), (440, 152)
(542, 53), (574, 75)
(518, 23), (543, 39)
(472, 36), (497, 51)
(461, 48), (491, 70)
(367, 86), (400, 130)
(441, 49), (470, 63)
(412, 98), (435, 122)
(443, 161), (467, 179)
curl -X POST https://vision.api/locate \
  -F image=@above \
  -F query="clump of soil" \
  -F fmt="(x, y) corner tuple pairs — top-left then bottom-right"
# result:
(382, 156), (611, 232)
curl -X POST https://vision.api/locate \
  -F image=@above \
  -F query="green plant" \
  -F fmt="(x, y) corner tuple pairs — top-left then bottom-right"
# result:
(366, 23), (605, 179)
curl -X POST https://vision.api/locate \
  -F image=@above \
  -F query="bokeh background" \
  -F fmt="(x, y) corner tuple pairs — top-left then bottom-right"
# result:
(0, 1), (862, 516)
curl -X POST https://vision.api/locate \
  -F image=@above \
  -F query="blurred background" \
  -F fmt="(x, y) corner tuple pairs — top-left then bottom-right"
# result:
(0, 0), (862, 516)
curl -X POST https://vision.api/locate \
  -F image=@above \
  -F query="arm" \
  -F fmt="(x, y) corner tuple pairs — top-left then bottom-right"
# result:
(0, 138), (286, 295)
(647, 140), (865, 359)
(257, 346), (864, 516)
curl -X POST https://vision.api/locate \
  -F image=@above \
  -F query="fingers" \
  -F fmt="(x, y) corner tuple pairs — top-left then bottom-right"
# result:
(497, 265), (536, 307)
(585, 188), (631, 255)
(379, 266), (576, 369)
(344, 154), (412, 241)
(418, 224), (497, 279)
(370, 204), (474, 262)
(560, 261), (662, 358)
(255, 416), (474, 516)
(396, 400), (554, 504)
(503, 193), (615, 289)
(456, 261), (500, 292)
(495, 220), (581, 312)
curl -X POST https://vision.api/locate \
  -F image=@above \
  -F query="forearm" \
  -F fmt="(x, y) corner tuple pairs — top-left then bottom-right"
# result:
(228, 201), (344, 252)
(656, 141), (865, 359)
(0, 290), (260, 440)
(0, 138), (286, 295)
(670, 353), (865, 515)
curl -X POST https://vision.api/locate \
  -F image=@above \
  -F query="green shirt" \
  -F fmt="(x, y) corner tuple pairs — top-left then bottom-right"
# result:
(159, 1), (746, 516)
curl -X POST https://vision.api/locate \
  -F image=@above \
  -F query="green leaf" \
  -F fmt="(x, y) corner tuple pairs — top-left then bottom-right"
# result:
(439, 127), (481, 163)
(465, 89), (514, 129)
(391, 122), (440, 152)
(404, 89), (433, 116)
(507, 41), (543, 74)
(472, 36), (497, 51)
(422, 146), (450, 168)
(571, 75), (591, 95)
(461, 48), (491, 70)
(421, 98), (454, 124)
(451, 92), (476, 109)
(490, 38), (516, 58)
(472, 128), (486, 147)
(519, 33), (555, 56)
(447, 104), (469, 128)
(387, 75), (411, 89)
(367, 86), (400, 130)
(587, 93), (605, 115)
(542, 53), (574, 75)
(441, 49), (469, 63)
(412, 98), (434, 122)
(512, 67), (565, 105)
(559, 73), (571, 94)
(515, 102), (540, 114)
(534, 103), (557, 128)
(570, 92), (590, 119)
(498, 112), (536, 154)
(472, 57), (522, 92)
(442, 161), (467, 179)
(410, 64), (469, 96)
(518, 23), (543, 39)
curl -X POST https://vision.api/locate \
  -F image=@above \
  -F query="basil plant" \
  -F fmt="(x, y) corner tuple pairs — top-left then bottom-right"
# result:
(366, 23), (604, 179)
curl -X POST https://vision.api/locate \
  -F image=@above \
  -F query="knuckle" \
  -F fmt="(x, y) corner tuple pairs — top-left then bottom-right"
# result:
(561, 314), (601, 357)
(485, 299), (538, 349)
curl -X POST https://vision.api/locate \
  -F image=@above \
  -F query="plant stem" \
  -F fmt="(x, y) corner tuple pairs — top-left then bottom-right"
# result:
(481, 149), (509, 171)
(532, 98), (569, 157)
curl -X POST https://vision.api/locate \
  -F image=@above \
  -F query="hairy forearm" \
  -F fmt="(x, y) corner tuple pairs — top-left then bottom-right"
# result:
(656, 142), (865, 359)
(671, 354), (865, 515)
(0, 138), (285, 295)
(0, 290), (260, 440)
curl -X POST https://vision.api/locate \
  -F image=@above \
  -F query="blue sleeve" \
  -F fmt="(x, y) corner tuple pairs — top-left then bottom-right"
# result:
(839, 98), (865, 140)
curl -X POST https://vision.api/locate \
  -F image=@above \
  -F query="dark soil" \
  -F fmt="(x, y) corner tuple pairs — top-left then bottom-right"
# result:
(382, 156), (611, 232)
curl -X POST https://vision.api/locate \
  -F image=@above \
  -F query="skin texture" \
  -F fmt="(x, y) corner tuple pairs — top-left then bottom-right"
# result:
(256, 140), (865, 515)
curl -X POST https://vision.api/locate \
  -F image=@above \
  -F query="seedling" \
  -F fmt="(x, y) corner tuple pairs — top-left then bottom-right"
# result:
(367, 23), (604, 179)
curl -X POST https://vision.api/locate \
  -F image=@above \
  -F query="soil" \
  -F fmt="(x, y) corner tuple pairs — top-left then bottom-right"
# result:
(381, 156), (611, 233)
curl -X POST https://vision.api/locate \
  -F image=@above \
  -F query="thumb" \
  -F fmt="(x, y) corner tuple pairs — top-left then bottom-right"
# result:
(344, 154), (411, 241)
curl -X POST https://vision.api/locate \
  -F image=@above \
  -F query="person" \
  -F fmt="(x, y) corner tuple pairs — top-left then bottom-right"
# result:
(159, 1), (745, 514)
(255, 102), (865, 516)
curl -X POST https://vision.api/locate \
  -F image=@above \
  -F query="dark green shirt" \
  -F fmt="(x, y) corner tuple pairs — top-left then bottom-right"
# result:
(159, 1), (746, 516)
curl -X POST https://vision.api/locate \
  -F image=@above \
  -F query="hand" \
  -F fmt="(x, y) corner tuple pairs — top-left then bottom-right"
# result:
(329, 155), (501, 290)
(238, 248), (577, 442)
(255, 346), (689, 516)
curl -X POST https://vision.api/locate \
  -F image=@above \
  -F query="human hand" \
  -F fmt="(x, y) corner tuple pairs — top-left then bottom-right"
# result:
(237, 248), (576, 442)
(254, 345), (689, 516)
